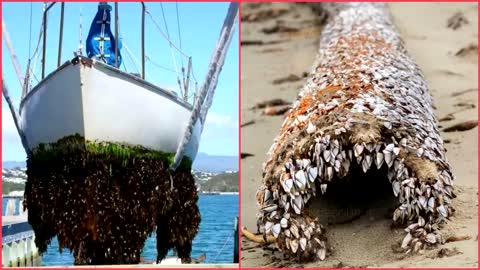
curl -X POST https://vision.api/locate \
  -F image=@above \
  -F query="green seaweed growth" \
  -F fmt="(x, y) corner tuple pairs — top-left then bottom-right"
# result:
(32, 134), (192, 170)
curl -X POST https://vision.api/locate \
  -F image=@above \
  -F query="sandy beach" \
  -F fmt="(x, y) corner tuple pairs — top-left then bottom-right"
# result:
(240, 2), (478, 268)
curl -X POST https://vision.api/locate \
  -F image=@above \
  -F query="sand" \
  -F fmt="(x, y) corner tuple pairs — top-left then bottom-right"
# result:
(240, 2), (478, 268)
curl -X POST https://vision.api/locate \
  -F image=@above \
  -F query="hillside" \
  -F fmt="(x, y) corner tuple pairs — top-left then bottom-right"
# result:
(3, 152), (238, 173)
(2, 181), (25, 195)
(200, 172), (238, 192)
(2, 166), (238, 194)
(192, 153), (238, 172)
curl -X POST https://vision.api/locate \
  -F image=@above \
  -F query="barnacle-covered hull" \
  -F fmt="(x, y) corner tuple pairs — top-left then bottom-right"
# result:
(24, 135), (200, 264)
(257, 3), (455, 261)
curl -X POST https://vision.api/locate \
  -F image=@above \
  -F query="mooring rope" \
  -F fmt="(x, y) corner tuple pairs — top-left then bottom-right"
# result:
(212, 230), (234, 262)
(169, 2), (238, 173)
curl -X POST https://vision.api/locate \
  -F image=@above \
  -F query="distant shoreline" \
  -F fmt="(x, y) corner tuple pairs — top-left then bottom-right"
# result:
(199, 192), (238, 195)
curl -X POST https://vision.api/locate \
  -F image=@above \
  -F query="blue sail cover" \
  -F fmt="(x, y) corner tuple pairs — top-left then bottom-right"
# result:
(86, 2), (122, 68)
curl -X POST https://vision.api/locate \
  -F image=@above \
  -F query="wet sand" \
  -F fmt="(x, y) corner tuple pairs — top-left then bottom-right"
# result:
(240, 2), (478, 268)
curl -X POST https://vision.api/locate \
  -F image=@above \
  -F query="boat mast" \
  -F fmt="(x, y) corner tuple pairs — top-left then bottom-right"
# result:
(41, 2), (56, 79)
(57, 2), (64, 67)
(78, 8), (83, 55)
(141, 3), (146, 79)
(183, 57), (192, 101)
(115, 2), (118, 68)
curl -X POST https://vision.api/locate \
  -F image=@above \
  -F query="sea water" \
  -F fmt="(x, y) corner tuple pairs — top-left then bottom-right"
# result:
(5, 194), (238, 265)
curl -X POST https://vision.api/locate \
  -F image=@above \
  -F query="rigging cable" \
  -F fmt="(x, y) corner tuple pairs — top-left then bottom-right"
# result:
(114, 17), (127, 74)
(176, 2), (187, 99)
(122, 41), (141, 73)
(160, 3), (171, 40)
(147, 60), (196, 100)
(176, 2), (183, 63)
(159, 3), (183, 96)
(145, 56), (181, 75)
(28, 20), (44, 85)
(23, 1), (34, 96)
(28, 3), (49, 87)
(144, 7), (188, 58)
(28, 2), (33, 59)
(121, 59), (128, 72)
(78, 6), (83, 55)
(213, 231), (234, 262)
(121, 36), (153, 82)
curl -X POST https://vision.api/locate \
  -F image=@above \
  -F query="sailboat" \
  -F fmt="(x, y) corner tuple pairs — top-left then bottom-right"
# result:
(14, 2), (234, 162)
(3, 1), (238, 265)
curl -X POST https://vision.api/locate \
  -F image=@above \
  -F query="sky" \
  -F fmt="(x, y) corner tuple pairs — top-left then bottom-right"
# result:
(2, 2), (239, 161)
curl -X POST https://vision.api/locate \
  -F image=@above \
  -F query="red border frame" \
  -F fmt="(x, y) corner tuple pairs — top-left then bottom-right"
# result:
(238, 2), (243, 268)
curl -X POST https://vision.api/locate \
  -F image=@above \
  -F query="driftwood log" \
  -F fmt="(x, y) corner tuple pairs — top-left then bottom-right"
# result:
(256, 3), (455, 261)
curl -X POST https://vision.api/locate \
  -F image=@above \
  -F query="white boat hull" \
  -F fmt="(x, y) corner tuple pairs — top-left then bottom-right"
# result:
(20, 57), (201, 161)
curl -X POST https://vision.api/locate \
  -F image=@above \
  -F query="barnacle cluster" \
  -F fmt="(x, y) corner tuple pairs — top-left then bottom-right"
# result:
(24, 135), (200, 265)
(256, 3), (455, 261)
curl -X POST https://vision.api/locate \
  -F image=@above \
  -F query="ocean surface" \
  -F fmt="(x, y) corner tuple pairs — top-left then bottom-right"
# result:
(3, 194), (238, 265)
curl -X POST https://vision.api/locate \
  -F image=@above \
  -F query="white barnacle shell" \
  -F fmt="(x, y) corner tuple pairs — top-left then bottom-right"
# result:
(290, 239), (299, 253)
(375, 152), (384, 169)
(280, 218), (288, 228)
(426, 233), (436, 244)
(323, 150), (331, 162)
(354, 143), (364, 157)
(317, 248), (326, 260)
(262, 204), (278, 213)
(392, 181), (401, 197)
(437, 205), (447, 218)
(308, 167), (318, 182)
(320, 184), (328, 194)
(418, 216), (425, 227)
(272, 224), (281, 238)
(307, 121), (316, 134)
(295, 170), (307, 190)
(326, 166), (333, 181)
(401, 233), (413, 249)
(265, 221), (273, 233)
(282, 179), (294, 193)
(290, 223), (300, 238)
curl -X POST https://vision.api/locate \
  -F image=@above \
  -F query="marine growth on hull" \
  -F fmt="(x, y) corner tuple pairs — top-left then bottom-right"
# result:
(24, 135), (200, 265)
(256, 2), (456, 261)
